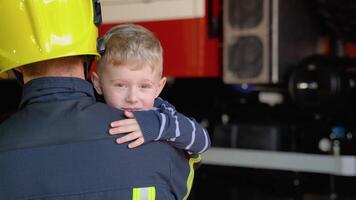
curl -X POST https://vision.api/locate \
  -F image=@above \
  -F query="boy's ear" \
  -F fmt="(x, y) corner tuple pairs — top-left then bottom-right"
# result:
(155, 77), (167, 98)
(92, 72), (103, 95)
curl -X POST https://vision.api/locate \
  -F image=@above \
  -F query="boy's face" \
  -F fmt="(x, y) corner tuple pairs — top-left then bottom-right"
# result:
(92, 63), (166, 111)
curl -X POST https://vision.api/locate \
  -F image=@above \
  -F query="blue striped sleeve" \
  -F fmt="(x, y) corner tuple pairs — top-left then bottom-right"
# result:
(134, 98), (211, 155)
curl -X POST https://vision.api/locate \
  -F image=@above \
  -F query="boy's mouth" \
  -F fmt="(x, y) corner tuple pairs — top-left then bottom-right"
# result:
(122, 108), (140, 112)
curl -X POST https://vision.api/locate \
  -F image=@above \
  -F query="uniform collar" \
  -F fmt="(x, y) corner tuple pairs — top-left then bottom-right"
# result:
(20, 77), (96, 109)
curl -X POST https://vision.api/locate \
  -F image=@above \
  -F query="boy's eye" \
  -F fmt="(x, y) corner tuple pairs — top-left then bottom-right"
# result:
(140, 84), (152, 89)
(115, 83), (126, 88)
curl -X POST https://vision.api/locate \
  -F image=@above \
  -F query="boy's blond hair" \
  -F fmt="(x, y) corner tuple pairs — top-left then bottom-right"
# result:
(97, 24), (163, 76)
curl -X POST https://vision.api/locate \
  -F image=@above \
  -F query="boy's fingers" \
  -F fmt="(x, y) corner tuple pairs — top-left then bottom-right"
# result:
(116, 131), (142, 144)
(128, 137), (144, 148)
(124, 111), (135, 118)
(109, 127), (122, 135)
(111, 118), (136, 128)
(109, 123), (139, 135)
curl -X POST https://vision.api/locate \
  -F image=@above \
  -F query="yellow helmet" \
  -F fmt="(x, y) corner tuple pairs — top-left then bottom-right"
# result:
(0, 0), (101, 73)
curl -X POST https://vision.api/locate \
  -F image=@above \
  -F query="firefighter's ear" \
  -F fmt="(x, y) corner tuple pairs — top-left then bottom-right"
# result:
(92, 72), (103, 95)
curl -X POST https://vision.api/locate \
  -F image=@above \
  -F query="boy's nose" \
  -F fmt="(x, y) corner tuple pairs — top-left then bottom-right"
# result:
(126, 88), (138, 103)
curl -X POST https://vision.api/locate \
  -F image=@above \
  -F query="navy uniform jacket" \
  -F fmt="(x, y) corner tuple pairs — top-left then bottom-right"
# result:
(0, 77), (200, 200)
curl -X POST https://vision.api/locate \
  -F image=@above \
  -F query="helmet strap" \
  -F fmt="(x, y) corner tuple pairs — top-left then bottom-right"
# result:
(83, 56), (94, 80)
(12, 69), (24, 86)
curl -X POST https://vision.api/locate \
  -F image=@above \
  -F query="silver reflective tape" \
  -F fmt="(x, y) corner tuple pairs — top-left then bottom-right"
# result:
(140, 187), (149, 200)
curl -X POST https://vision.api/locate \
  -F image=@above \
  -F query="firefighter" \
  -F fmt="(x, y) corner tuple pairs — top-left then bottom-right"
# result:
(0, 1), (202, 199)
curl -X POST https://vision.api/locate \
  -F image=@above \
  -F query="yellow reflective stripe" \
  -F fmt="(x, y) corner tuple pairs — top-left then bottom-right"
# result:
(183, 155), (202, 200)
(148, 187), (156, 200)
(132, 187), (156, 200)
(132, 188), (141, 200)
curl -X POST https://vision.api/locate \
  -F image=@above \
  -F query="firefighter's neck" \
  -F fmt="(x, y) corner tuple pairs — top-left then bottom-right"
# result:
(21, 57), (85, 84)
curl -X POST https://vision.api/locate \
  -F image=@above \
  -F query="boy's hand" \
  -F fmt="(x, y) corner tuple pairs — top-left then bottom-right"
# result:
(109, 111), (145, 148)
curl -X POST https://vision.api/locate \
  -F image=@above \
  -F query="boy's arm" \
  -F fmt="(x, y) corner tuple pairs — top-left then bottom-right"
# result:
(134, 98), (211, 155)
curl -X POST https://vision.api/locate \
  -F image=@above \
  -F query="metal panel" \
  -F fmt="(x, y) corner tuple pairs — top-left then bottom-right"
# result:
(203, 148), (356, 176)
(223, 0), (271, 84)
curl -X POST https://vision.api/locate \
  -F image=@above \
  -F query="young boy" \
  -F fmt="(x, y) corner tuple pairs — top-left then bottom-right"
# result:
(92, 24), (210, 155)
